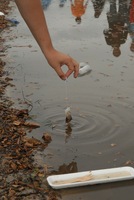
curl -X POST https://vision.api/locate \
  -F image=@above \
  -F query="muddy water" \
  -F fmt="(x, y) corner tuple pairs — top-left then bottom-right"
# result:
(4, 0), (134, 199)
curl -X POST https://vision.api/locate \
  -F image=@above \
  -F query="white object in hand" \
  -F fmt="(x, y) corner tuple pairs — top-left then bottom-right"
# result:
(78, 62), (92, 76)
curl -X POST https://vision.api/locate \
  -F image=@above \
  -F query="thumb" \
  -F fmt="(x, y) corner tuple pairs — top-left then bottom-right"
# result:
(54, 66), (66, 80)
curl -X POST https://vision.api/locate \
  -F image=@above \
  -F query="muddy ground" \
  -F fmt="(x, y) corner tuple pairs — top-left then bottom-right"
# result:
(0, 1), (58, 199)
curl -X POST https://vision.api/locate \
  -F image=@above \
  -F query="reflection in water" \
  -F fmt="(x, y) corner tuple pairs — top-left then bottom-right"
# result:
(128, 0), (134, 52)
(41, 0), (134, 54)
(59, 0), (67, 7)
(51, 161), (78, 174)
(41, 0), (52, 10)
(65, 123), (72, 143)
(41, 0), (67, 9)
(92, 0), (106, 18)
(70, 0), (89, 24)
(103, 0), (129, 57)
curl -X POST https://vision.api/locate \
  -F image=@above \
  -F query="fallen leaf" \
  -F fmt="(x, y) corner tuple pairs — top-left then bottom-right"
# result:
(125, 160), (133, 165)
(23, 136), (42, 146)
(25, 142), (33, 148)
(10, 162), (17, 170)
(42, 133), (52, 143)
(24, 121), (40, 128)
(13, 120), (21, 126)
(9, 188), (16, 197)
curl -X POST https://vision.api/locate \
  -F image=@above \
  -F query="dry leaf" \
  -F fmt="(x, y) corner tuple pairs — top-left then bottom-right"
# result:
(10, 162), (17, 170)
(125, 160), (133, 165)
(24, 121), (40, 128)
(23, 136), (41, 146)
(25, 142), (33, 148)
(42, 133), (52, 143)
(13, 120), (21, 126)
(9, 188), (16, 197)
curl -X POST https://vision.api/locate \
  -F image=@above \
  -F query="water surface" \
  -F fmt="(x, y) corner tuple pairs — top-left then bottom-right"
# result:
(5, 0), (134, 199)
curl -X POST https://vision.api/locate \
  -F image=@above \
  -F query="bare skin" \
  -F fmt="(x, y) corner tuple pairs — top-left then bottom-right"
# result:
(15, 0), (79, 80)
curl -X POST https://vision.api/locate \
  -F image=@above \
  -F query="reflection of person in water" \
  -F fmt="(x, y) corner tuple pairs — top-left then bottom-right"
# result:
(103, 0), (129, 57)
(92, 0), (106, 18)
(70, 0), (89, 24)
(59, 0), (67, 7)
(128, 0), (134, 52)
(41, 0), (52, 10)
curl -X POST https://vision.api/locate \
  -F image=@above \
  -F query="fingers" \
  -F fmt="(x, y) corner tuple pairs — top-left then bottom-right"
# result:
(54, 66), (66, 80)
(53, 58), (79, 80)
(73, 61), (79, 78)
(47, 50), (79, 80)
(65, 59), (79, 79)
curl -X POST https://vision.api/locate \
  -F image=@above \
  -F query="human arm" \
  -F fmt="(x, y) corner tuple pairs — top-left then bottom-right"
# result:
(15, 0), (79, 80)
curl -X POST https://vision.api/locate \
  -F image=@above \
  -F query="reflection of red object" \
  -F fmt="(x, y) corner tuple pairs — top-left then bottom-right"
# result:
(130, 0), (134, 23)
(71, 0), (87, 17)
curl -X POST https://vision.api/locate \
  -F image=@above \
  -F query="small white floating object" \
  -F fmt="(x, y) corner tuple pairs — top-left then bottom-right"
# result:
(78, 62), (92, 77)
(0, 12), (5, 16)
(47, 166), (134, 189)
(65, 107), (72, 123)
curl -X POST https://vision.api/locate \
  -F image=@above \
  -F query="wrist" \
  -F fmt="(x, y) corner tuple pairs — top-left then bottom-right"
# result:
(42, 45), (56, 61)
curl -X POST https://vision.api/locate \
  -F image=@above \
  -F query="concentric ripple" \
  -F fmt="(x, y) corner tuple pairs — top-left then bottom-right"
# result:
(42, 97), (134, 147)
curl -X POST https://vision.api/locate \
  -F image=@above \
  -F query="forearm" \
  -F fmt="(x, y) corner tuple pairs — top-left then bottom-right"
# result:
(15, 0), (79, 80)
(15, 0), (54, 56)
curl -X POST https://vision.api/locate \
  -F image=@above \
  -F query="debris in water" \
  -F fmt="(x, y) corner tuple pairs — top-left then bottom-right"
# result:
(78, 62), (92, 77)
(65, 107), (72, 123)
(0, 11), (4, 16)
(42, 132), (52, 143)
(54, 172), (92, 185)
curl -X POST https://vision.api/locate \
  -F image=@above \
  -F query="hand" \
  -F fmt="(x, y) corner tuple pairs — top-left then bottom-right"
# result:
(45, 48), (79, 80)
(15, 0), (79, 80)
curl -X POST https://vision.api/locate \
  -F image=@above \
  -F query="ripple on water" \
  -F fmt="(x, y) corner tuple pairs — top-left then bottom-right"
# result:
(43, 98), (134, 148)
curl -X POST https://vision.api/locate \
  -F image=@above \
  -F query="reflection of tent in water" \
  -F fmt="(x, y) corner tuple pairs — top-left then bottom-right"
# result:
(41, 0), (52, 10)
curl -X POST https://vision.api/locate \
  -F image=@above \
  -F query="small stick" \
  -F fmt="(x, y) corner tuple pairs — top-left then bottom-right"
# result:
(54, 172), (92, 185)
